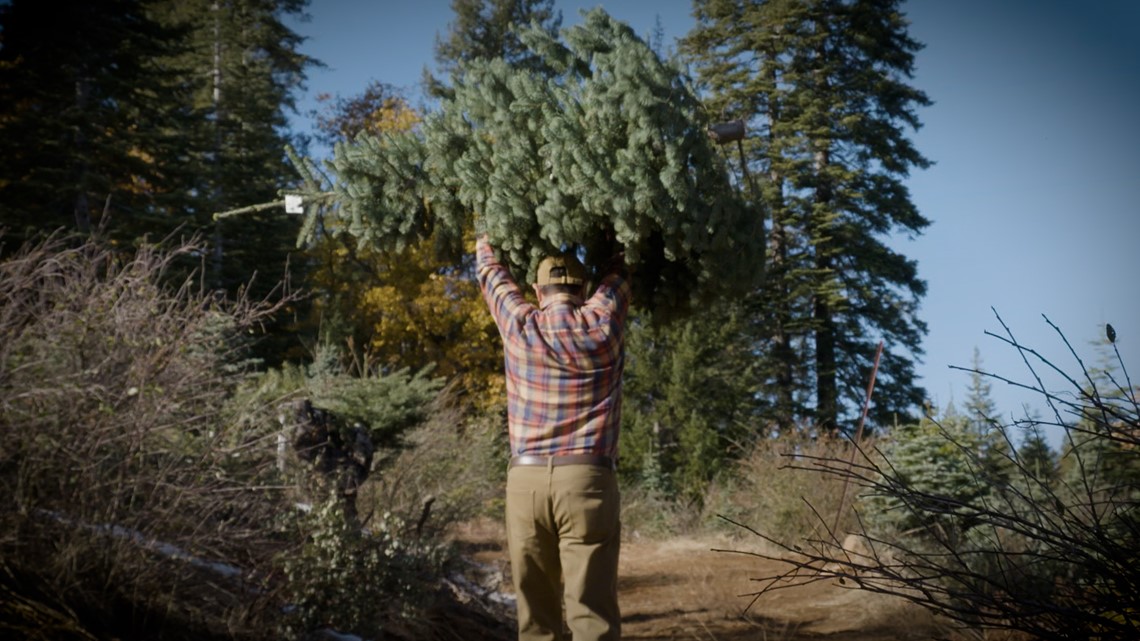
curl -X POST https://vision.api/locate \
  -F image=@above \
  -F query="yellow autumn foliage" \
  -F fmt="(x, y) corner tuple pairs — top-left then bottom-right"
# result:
(364, 98), (420, 137)
(363, 240), (503, 396)
(308, 234), (503, 406)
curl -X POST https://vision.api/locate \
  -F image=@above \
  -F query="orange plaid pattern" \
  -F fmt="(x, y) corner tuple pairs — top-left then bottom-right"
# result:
(476, 239), (630, 459)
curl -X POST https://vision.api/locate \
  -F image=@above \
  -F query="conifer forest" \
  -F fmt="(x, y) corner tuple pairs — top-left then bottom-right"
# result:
(1, 1), (1136, 640)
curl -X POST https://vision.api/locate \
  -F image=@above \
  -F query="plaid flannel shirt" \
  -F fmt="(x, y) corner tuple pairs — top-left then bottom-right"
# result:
(476, 239), (631, 459)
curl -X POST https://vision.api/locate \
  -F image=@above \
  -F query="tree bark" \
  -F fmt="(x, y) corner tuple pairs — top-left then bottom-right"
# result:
(72, 77), (91, 234)
(813, 143), (838, 433)
(211, 0), (225, 288)
(765, 58), (796, 434)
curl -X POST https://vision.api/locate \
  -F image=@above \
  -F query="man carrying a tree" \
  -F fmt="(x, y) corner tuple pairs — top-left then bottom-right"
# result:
(476, 235), (630, 641)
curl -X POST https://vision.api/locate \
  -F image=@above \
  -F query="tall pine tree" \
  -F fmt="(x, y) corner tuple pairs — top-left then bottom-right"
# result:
(153, 0), (314, 290)
(964, 347), (1015, 487)
(152, 0), (317, 362)
(965, 347), (999, 432)
(1017, 427), (1058, 487)
(683, 0), (930, 433)
(426, 0), (562, 96)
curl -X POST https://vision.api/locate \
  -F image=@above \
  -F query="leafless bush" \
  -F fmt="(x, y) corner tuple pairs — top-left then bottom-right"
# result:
(723, 312), (1140, 640)
(0, 232), (292, 639)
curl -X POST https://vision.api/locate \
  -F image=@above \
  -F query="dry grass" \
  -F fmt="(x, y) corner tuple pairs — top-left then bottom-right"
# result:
(360, 397), (510, 539)
(615, 433), (869, 543)
(698, 432), (868, 543)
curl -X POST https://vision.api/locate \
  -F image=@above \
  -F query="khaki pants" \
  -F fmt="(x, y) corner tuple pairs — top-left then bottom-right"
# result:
(505, 463), (621, 641)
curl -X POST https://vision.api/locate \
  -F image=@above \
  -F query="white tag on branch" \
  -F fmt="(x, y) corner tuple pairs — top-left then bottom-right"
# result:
(284, 194), (304, 214)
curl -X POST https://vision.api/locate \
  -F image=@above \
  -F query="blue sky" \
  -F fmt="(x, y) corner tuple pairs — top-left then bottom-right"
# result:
(287, 1), (1140, 440)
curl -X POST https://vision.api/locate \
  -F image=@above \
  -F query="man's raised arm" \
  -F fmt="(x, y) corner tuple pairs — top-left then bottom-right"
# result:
(475, 236), (532, 332)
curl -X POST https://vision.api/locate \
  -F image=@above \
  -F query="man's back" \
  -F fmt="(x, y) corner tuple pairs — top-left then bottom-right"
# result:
(475, 239), (630, 458)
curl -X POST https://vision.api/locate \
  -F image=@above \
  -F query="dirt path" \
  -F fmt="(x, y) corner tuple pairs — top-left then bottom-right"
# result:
(451, 520), (950, 641)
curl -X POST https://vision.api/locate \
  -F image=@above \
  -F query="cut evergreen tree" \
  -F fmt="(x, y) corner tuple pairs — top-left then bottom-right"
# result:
(301, 86), (503, 400)
(296, 9), (767, 315)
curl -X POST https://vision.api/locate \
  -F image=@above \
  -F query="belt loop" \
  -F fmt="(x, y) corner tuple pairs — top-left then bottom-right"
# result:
(547, 455), (554, 473)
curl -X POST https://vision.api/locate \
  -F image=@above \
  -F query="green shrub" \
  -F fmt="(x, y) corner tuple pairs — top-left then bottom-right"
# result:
(618, 304), (755, 505)
(277, 500), (448, 638)
(860, 415), (986, 546)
